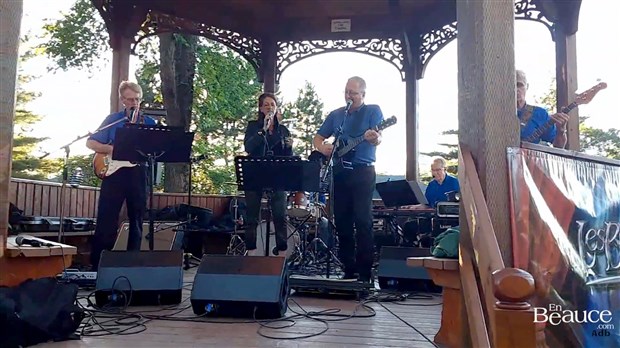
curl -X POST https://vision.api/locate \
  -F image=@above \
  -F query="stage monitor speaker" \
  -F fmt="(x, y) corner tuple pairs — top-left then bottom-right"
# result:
(190, 255), (289, 319)
(95, 250), (184, 307)
(377, 246), (441, 293)
(113, 221), (184, 251)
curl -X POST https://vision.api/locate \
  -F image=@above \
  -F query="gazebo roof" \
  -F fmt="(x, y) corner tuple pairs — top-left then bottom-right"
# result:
(94, 0), (455, 42)
(93, 0), (578, 83)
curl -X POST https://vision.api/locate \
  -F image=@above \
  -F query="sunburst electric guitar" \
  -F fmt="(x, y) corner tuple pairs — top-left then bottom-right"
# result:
(92, 152), (136, 179)
(524, 82), (607, 143)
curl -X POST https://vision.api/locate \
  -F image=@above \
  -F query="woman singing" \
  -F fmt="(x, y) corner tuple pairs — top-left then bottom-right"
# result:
(243, 93), (294, 256)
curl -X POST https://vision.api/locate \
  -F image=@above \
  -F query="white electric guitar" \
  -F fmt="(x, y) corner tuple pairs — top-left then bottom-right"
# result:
(92, 152), (136, 179)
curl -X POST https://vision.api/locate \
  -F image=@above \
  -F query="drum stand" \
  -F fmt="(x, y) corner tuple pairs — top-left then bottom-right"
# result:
(226, 196), (246, 256)
(288, 193), (343, 275)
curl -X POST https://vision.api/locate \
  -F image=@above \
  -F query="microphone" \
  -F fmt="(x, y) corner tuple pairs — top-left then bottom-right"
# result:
(16, 236), (55, 247)
(344, 99), (353, 113)
(263, 111), (274, 132)
(129, 107), (140, 123)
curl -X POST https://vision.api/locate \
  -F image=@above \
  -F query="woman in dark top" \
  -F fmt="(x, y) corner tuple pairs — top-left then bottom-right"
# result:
(243, 93), (294, 256)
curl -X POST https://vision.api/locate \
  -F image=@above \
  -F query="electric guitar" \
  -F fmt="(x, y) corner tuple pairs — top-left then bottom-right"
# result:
(523, 82), (607, 143)
(319, 116), (397, 173)
(92, 152), (136, 179)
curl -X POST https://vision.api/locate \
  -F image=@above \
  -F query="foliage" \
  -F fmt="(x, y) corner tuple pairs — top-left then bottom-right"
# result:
(282, 81), (325, 158)
(537, 79), (620, 159)
(580, 122), (620, 159)
(39, 0), (108, 72)
(11, 38), (50, 180)
(135, 39), (262, 194)
(421, 129), (459, 176)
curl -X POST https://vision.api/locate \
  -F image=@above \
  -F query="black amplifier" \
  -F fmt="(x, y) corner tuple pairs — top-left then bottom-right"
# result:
(436, 202), (459, 218)
(432, 217), (459, 235)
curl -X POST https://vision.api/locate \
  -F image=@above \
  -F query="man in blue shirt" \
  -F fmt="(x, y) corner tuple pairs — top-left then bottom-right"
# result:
(425, 157), (460, 208)
(313, 76), (383, 283)
(86, 81), (156, 270)
(516, 70), (569, 148)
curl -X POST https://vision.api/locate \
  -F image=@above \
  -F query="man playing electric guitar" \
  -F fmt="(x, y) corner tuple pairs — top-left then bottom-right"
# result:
(517, 70), (569, 148)
(86, 81), (156, 271)
(313, 76), (382, 284)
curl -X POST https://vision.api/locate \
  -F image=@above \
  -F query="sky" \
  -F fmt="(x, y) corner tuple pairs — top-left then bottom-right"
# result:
(17, 0), (620, 175)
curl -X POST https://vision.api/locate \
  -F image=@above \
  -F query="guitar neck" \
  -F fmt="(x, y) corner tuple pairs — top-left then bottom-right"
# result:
(337, 135), (366, 157)
(524, 102), (577, 142)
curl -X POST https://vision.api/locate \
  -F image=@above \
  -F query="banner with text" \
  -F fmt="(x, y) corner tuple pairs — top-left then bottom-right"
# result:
(508, 147), (619, 348)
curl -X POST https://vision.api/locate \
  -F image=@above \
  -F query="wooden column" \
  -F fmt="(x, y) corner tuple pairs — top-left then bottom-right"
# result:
(0, 0), (23, 257)
(555, 26), (579, 150)
(456, 0), (519, 265)
(109, 35), (132, 113)
(261, 37), (277, 94)
(405, 62), (420, 181)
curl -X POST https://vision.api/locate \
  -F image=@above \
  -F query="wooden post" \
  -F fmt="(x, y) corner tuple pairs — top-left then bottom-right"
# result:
(0, 0), (23, 258)
(261, 37), (277, 94)
(405, 61), (420, 181)
(456, 0), (519, 265)
(554, 26), (579, 151)
(493, 268), (538, 347)
(109, 35), (132, 113)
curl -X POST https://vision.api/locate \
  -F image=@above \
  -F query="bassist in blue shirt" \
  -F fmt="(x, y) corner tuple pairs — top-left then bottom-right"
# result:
(313, 76), (383, 283)
(516, 70), (569, 148)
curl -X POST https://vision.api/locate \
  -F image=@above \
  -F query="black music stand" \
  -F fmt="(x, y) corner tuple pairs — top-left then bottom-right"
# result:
(375, 180), (428, 207)
(113, 124), (194, 250)
(234, 156), (320, 257)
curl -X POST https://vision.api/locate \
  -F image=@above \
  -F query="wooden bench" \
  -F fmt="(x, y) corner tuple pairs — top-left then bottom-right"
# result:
(407, 256), (461, 348)
(0, 235), (77, 287)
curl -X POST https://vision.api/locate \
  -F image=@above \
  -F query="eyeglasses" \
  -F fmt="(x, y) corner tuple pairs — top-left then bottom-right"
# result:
(344, 90), (361, 96)
(122, 97), (142, 103)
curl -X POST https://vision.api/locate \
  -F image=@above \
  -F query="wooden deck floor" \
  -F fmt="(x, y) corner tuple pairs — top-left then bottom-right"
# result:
(38, 267), (442, 348)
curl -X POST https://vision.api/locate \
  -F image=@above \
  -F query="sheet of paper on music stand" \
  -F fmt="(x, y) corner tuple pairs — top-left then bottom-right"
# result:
(376, 180), (428, 207)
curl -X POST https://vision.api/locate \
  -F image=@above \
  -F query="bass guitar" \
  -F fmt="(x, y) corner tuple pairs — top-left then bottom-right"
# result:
(92, 153), (136, 179)
(314, 116), (397, 173)
(524, 82), (607, 143)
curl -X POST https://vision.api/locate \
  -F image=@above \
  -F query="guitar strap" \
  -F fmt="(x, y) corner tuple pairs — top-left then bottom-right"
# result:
(519, 104), (535, 129)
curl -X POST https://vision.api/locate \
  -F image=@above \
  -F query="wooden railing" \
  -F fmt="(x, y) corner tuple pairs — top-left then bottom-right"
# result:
(458, 144), (539, 347)
(8, 178), (233, 220)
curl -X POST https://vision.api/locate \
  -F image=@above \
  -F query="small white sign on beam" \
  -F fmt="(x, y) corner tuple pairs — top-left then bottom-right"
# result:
(331, 19), (351, 32)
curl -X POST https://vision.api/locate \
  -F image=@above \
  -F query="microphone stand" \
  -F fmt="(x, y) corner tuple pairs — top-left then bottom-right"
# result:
(320, 107), (349, 278)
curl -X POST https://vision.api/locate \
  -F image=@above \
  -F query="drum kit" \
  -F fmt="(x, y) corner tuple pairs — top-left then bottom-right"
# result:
(222, 180), (340, 270)
(285, 190), (341, 270)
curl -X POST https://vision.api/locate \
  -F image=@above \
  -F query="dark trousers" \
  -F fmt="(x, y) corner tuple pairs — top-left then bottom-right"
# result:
(90, 166), (147, 269)
(333, 166), (376, 279)
(244, 190), (287, 252)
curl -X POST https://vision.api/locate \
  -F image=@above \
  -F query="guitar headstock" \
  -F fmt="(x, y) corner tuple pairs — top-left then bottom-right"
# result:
(575, 82), (607, 106)
(377, 116), (397, 131)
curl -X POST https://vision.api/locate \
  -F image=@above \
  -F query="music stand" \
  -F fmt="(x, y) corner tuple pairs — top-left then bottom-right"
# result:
(113, 124), (194, 250)
(375, 180), (428, 207)
(234, 156), (320, 256)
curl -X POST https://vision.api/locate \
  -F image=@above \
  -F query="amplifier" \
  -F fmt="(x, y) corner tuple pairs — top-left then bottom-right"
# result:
(436, 202), (459, 218)
(432, 217), (460, 235)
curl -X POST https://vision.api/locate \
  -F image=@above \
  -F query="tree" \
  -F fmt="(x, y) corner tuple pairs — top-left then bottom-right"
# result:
(40, 0), (108, 72)
(40, 0), (198, 192)
(537, 79), (620, 159)
(283, 81), (325, 158)
(11, 40), (50, 180)
(135, 39), (262, 194)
